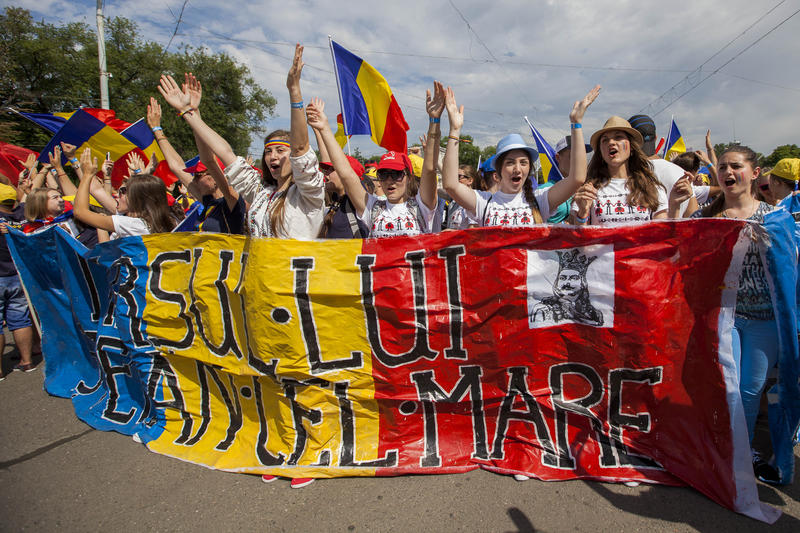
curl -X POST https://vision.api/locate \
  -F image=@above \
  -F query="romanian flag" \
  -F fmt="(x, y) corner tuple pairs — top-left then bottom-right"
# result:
(120, 118), (163, 162)
(330, 40), (409, 153)
(37, 109), (138, 167)
(663, 118), (686, 162)
(333, 113), (350, 149)
(18, 108), (130, 135)
(525, 117), (563, 183)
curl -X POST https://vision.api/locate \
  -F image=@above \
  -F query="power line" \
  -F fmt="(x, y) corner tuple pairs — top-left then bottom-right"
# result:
(719, 72), (800, 93)
(639, 0), (787, 114)
(650, 7), (800, 117)
(163, 0), (189, 55)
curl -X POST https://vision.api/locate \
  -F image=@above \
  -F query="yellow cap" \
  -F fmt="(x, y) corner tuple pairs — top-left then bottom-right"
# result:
(408, 153), (424, 178)
(0, 183), (16, 204)
(769, 158), (800, 182)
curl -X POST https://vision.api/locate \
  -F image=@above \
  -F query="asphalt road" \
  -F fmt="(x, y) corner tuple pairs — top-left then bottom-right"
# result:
(2, 340), (799, 532)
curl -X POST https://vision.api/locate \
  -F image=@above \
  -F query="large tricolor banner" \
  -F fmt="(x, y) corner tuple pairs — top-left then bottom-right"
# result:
(6, 222), (786, 523)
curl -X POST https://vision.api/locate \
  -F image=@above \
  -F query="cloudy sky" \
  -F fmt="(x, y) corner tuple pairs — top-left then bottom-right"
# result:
(12, 0), (800, 158)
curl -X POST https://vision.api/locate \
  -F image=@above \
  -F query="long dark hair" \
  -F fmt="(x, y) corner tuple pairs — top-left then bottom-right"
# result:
(495, 150), (539, 214)
(587, 133), (664, 212)
(127, 174), (176, 233)
(701, 145), (760, 218)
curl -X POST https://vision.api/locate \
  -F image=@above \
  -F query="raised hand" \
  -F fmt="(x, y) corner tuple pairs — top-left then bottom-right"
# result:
(19, 153), (37, 171)
(286, 43), (304, 91)
(48, 144), (63, 170)
(127, 153), (146, 176)
(185, 72), (202, 109)
(101, 154), (114, 177)
(305, 97), (328, 130)
(426, 81), (445, 119)
(147, 97), (162, 129)
(444, 87), (464, 131)
(79, 148), (97, 181)
(145, 153), (159, 174)
(158, 74), (191, 112)
(668, 173), (693, 216)
(60, 142), (77, 160)
(419, 134), (428, 153)
(570, 85), (601, 124)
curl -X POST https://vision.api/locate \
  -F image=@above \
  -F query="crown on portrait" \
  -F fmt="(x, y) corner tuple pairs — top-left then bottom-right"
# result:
(556, 249), (597, 276)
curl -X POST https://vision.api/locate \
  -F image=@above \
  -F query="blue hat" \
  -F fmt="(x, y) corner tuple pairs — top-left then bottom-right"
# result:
(494, 134), (539, 168)
(480, 154), (496, 172)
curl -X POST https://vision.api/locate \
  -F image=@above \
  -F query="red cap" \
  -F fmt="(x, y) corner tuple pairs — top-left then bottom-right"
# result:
(183, 156), (225, 175)
(377, 151), (412, 173)
(319, 155), (364, 177)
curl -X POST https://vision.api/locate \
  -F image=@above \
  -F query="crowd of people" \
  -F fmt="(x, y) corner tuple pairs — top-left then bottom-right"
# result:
(0, 43), (798, 489)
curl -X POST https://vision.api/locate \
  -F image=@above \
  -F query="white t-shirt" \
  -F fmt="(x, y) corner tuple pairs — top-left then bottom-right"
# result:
(358, 192), (436, 238)
(694, 185), (711, 205)
(471, 188), (551, 227)
(650, 158), (688, 216)
(446, 202), (479, 230)
(111, 215), (150, 239)
(574, 178), (668, 225)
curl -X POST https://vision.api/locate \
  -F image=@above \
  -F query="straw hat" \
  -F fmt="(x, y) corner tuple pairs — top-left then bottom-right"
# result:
(589, 116), (644, 152)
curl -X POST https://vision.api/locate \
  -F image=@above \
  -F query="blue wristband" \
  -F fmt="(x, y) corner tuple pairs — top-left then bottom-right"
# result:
(151, 126), (163, 132)
(290, 101), (304, 109)
(133, 169), (142, 174)
(69, 158), (79, 164)
(575, 213), (589, 223)
(429, 117), (440, 124)
(571, 123), (582, 129)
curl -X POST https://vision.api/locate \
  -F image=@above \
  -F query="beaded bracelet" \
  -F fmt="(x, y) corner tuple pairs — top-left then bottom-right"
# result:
(178, 107), (195, 117)
(448, 135), (460, 142)
(290, 101), (304, 109)
(571, 123), (582, 129)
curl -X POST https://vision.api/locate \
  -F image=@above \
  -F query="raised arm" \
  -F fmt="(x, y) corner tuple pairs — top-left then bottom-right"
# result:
(287, 44), (310, 157)
(147, 96), (195, 191)
(158, 74), (238, 168)
(420, 81), (444, 210)
(441, 87), (476, 214)
(546, 85), (600, 210)
(306, 98), (368, 214)
(49, 145), (78, 196)
(74, 148), (115, 233)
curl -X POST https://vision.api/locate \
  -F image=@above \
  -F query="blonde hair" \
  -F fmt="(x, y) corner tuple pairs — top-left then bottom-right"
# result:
(25, 188), (60, 220)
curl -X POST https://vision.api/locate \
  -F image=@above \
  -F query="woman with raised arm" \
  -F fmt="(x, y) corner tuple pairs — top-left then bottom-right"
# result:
(306, 82), (443, 238)
(572, 116), (667, 225)
(442, 86), (599, 228)
(158, 45), (324, 239)
(73, 148), (177, 238)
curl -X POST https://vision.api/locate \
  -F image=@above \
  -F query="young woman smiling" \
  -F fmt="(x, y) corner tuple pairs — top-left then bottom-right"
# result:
(442, 85), (600, 228)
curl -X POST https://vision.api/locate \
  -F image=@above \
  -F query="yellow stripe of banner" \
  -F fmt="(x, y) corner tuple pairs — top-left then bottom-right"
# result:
(143, 234), (380, 477)
(356, 61), (393, 148)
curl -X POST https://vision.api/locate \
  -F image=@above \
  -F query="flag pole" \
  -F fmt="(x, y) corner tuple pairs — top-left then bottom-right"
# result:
(328, 36), (352, 156)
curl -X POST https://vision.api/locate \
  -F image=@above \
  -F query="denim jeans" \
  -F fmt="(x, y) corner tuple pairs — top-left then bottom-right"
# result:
(731, 316), (779, 442)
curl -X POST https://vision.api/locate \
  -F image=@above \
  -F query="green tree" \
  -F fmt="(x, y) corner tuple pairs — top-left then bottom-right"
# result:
(761, 144), (800, 168)
(0, 7), (275, 157)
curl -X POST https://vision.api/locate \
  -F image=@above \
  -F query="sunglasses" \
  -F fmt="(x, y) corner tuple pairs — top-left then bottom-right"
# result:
(118, 186), (128, 195)
(377, 169), (406, 182)
(320, 167), (334, 176)
(458, 174), (470, 180)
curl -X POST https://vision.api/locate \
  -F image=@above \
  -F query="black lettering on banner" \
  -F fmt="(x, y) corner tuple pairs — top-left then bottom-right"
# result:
(75, 372), (102, 395)
(356, 252), (437, 368)
(149, 250), (194, 350)
(549, 363), (604, 470)
(490, 367), (560, 467)
(182, 362), (244, 450)
(438, 246), (468, 360)
(95, 336), (136, 424)
(141, 353), (194, 443)
(232, 252), (248, 294)
(601, 367), (664, 469)
(188, 248), (244, 359)
(77, 256), (101, 322)
(291, 257), (363, 373)
(102, 257), (147, 347)
(283, 379), (327, 465)
(410, 365), (488, 467)
(334, 381), (398, 467)
(252, 376), (285, 466)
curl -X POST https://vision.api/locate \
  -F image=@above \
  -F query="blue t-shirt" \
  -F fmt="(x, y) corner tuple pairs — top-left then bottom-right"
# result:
(198, 195), (246, 234)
